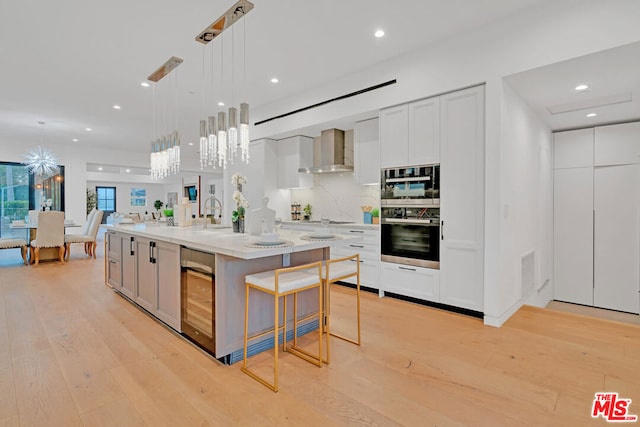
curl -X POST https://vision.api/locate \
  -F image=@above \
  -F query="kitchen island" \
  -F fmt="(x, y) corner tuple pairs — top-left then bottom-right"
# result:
(104, 222), (360, 363)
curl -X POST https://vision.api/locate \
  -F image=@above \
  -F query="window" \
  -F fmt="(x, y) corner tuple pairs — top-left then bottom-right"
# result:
(96, 186), (116, 212)
(130, 188), (146, 207)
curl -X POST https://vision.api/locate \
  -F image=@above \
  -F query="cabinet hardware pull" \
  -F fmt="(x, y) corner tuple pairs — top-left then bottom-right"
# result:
(130, 236), (135, 256)
(401, 239), (417, 243)
(149, 243), (153, 263)
(441, 220), (444, 240)
(349, 259), (364, 263)
(349, 230), (364, 233)
(349, 244), (364, 248)
(399, 266), (416, 271)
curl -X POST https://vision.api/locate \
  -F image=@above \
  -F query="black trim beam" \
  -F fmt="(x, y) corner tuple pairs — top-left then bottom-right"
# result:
(254, 79), (397, 126)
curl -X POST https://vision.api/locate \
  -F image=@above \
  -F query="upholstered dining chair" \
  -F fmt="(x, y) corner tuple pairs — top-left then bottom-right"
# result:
(0, 238), (28, 265)
(64, 209), (103, 260)
(30, 211), (65, 266)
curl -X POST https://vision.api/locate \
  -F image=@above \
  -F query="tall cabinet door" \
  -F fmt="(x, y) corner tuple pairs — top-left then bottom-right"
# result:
(553, 167), (594, 305)
(121, 235), (137, 299)
(408, 97), (440, 164)
(135, 237), (155, 313)
(594, 164), (640, 314)
(439, 85), (485, 311)
(379, 104), (409, 168)
(154, 241), (181, 331)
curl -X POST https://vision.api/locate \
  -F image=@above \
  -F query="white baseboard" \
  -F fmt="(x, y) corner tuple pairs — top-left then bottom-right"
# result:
(483, 299), (522, 327)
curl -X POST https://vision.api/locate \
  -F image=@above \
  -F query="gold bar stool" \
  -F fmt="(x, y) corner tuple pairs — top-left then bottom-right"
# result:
(322, 253), (361, 363)
(241, 261), (324, 392)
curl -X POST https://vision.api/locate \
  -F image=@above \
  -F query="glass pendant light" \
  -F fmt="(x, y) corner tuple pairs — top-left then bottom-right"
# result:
(228, 106), (238, 162)
(199, 119), (208, 169)
(207, 115), (217, 166)
(217, 111), (227, 168)
(239, 102), (250, 163)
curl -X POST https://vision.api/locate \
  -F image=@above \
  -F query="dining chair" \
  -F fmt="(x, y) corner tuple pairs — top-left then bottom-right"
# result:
(64, 209), (103, 260)
(0, 238), (28, 265)
(30, 211), (65, 266)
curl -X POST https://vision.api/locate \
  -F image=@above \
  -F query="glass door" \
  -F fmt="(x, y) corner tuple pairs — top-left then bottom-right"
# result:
(96, 186), (116, 223)
(0, 162), (32, 238)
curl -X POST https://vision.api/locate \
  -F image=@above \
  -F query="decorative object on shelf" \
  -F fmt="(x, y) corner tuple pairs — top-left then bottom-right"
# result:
(86, 188), (97, 215)
(148, 56), (183, 180)
(371, 207), (380, 224)
(163, 209), (174, 226)
(361, 205), (373, 224)
(290, 202), (301, 221)
(232, 173), (248, 233)
(154, 200), (164, 218)
(303, 204), (312, 221)
(197, 0), (253, 170)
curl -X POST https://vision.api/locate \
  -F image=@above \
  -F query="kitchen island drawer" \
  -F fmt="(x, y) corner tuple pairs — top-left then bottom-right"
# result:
(107, 258), (121, 288)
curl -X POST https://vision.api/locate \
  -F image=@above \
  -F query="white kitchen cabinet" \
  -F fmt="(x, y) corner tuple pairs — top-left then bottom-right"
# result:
(133, 237), (181, 329)
(408, 96), (440, 164)
(106, 231), (122, 288)
(330, 227), (380, 290)
(553, 167), (594, 306)
(553, 128), (593, 169)
(439, 85), (485, 312)
(277, 135), (314, 189)
(595, 121), (640, 167)
(354, 118), (380, 185)
(379, 104), (409, 168)
(594, 164), (640, 314)
(380, 261), (439, 302)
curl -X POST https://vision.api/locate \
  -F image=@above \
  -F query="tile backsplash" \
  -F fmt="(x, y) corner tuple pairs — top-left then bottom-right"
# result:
(290, 173), (379, 223)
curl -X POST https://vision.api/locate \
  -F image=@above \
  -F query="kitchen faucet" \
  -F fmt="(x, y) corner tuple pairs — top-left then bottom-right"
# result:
(203, 195), (223, 228)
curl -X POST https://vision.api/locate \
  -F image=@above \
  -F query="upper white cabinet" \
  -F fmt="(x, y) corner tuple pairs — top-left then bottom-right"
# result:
(277, 136), (314, 189)
(354, 118), (380, 185)
(408, 96), (440, 164)
(379, 104), (409, 168)
(595, 121), (640, 166)
(553, 128), (593, 169)
(380, 97), (441, 168)
(439, 85), (485, 312)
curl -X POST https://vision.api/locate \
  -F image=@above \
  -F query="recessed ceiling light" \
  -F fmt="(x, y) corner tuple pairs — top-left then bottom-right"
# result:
(271, 77), (279, 83)
(125, 169), (130, 173)
(72, 138), (78, 142)
(85, 127), (92, 131)
(98, 167), (103, 171)
(218, 101), (225, 106)
(141, 82), (150, 87)
(188, 142), (194, 146)
(374, 29), (385, 38)
(575, 84), (589, 92)
(113, 105), (121, 110)
(586, 113), (597, 117)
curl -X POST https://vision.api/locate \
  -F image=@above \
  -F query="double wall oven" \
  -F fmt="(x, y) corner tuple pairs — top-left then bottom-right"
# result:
(381, 164), (440, 269)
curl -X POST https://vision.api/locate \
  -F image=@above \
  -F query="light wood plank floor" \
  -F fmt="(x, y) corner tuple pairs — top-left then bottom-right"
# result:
(1, 238), (639, 426)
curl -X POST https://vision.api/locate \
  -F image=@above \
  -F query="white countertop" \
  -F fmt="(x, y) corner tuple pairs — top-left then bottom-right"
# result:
(107, 223), (362, 259)
(281, 221), (379, 231)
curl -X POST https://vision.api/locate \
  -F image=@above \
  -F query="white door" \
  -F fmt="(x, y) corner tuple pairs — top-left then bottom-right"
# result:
(553, 167), (594, 305)
(408, 96), (440, 164)
(594, 164), (640, 314)
(439, 85), (485, 311)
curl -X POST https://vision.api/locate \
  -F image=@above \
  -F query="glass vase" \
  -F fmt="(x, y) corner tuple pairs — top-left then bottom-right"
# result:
(233, 218), (245, 233)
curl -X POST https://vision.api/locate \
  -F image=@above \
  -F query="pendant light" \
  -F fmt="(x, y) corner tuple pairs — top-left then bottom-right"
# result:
(207, 115), (217, 166)
(199, 119), (208, 169)
(217, 111), (227, 168)
(240, 102), (250, 162)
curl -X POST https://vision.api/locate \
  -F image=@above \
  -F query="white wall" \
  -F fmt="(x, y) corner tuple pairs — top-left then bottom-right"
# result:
(86, 180), (167, 217)
(291, 174), (379, 223)
(499, 81), (554, 316)
(246, 0), (640, 325)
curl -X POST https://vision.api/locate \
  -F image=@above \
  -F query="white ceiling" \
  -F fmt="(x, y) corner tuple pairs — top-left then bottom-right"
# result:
(505, 41), (640, 132)
(0, 0), (554, 156)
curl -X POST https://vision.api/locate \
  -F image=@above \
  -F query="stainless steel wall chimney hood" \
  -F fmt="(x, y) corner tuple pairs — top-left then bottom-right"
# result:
(298, 128), (353, 174)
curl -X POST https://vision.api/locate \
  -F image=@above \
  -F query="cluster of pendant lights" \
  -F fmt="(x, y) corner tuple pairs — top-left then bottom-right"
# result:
(150, 130), (181, 179)
(199, 103), (249, 169)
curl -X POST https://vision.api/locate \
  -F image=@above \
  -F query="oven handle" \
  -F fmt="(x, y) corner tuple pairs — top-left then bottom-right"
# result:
(381, 218), (439, 226)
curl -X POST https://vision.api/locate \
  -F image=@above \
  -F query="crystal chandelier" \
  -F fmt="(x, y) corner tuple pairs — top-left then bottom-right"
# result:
(24, 146), (60, 178)
(148, 57), (183, 180)
(196, 0), (253, 170)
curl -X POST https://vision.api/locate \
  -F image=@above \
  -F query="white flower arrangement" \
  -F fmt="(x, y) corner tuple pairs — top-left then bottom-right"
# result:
(233, 190), (249, 209)
(231, 173), (247, 187)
